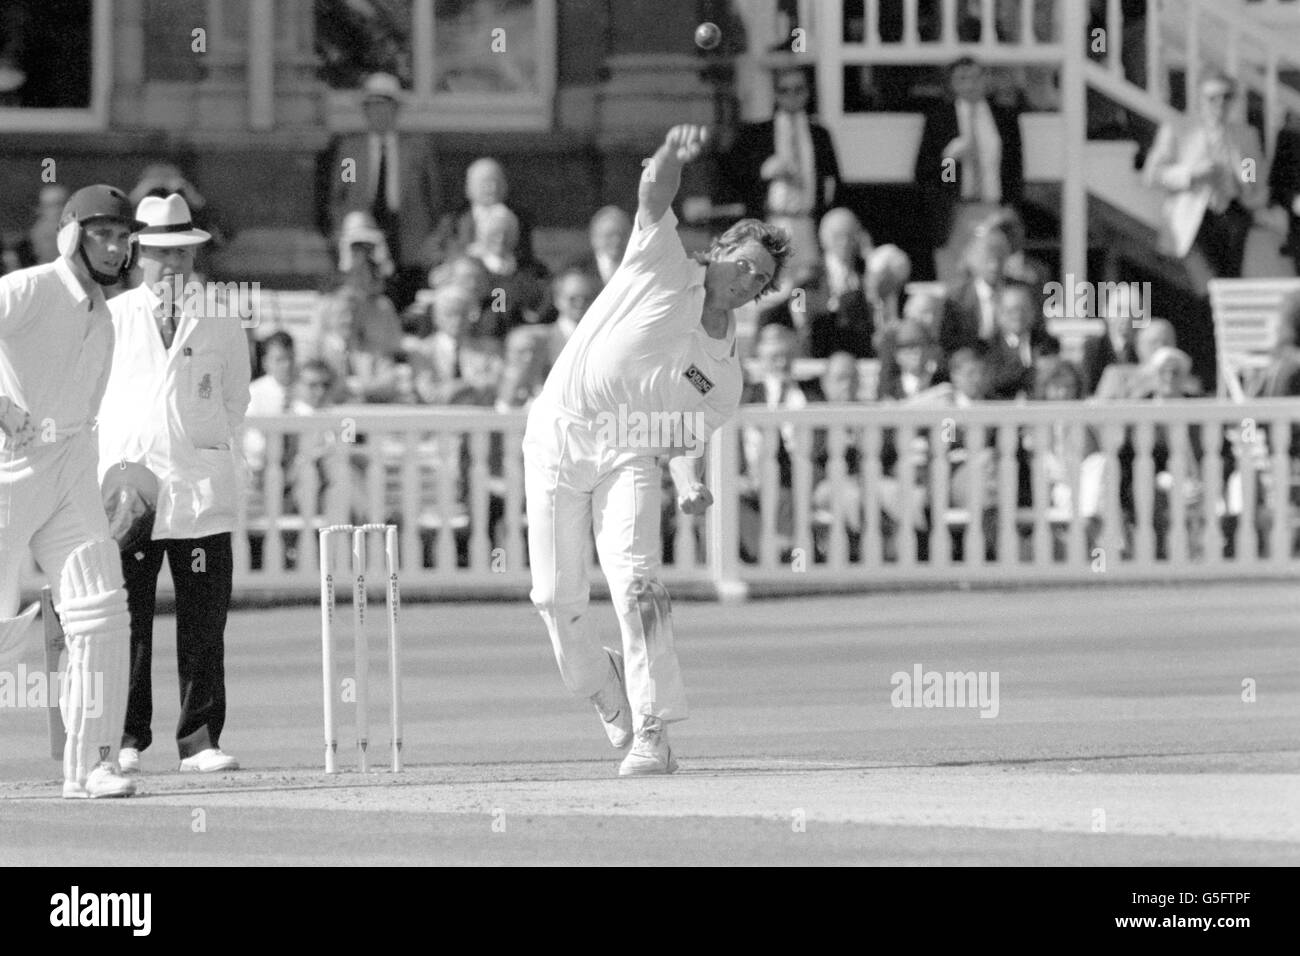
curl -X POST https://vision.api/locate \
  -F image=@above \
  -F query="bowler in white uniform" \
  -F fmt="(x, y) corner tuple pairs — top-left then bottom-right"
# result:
(524, 125), (791, 775)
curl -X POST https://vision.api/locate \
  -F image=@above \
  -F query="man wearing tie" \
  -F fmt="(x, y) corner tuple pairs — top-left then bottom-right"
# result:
(722, 66), (841, 277)
(915, 57), (1024, 286)
(321, 72), (441, 310)
(97, 193), (251, 775)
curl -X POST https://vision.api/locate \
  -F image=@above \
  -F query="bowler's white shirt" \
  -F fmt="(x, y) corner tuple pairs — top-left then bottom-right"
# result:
(540, 208), (742, 454)
(0, 257), (114, 448)
(98, 282), (251, 538)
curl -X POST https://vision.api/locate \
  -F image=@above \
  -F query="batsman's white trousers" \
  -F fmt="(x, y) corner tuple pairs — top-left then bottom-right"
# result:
(0, 432), (129, 781)
(523, 402), (687, 727)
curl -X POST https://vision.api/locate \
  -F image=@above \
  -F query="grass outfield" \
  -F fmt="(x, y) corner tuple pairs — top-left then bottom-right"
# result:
(1, 583), (1297, 865)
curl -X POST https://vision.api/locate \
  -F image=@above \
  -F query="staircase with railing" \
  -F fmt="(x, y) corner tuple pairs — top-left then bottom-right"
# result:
(811, 0), (1300, 287)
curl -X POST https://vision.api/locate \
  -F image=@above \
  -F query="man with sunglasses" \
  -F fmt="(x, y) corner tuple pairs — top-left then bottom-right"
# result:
(524, 125), (791, 776)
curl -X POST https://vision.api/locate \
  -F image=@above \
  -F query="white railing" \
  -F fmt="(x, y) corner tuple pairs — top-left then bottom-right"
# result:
(214, 400), (1300, 598)
(22, 400), (1297, 600)
(815, 0), (1300, 287)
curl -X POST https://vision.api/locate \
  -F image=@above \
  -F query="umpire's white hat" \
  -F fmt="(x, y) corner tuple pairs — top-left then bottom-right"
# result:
(135, 193), (211, 247)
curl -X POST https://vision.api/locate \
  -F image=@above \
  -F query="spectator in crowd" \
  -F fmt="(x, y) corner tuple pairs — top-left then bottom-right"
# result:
(1136, 345), (1199, 400)
(1081, 289), (1142, 394)
(809, 352), (865, 561)
(408, 283), (477, 405)
(1143, 69), (1270, 391)
(878, 316), (940, 401)
(977, 206), (1048, 287)
(866, 244), (911, 331)
(983, 280), (1059, 400)
(938, 228), (1012, 360)
(738, 323), (818, 562)
(1269, 117), (1300, 277)
(804, 207), (874, 358)
(499, 326), (550, 409)
(321, 72), (441, 309)
(721, 65), (841, 277)
(244, 330), (304, 474)
(311, 214), (405, 402)
(1249, 290), (1300, 398)
(546, 268), (597, 368)
(444, 335), (504, 407)
(897, 287), (945, 337)
(424, 157), (535, 269)
(1094, 317), (1183, 400)
(569, 205), (632, 288)
(915, 56), (1024, 285)
(466, 204), (549, 336)
(7, 183), (66, 269)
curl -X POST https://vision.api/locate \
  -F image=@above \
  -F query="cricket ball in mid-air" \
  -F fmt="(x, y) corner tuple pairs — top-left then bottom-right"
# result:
(695, 21), (722, 51)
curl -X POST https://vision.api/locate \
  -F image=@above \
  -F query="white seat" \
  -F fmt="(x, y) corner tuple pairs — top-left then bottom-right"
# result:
(1208, 278), (1300, 400)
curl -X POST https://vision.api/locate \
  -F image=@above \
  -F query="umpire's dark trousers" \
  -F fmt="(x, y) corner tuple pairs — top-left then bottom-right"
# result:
(120, 533), (233, 758)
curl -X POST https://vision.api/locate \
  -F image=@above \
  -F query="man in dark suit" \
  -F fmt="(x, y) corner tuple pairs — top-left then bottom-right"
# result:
(721, 66), (841, 276)
(981, 280), (1059, 400)
(1269, 119), (1300, 277)
(1080, 310), (1140, 395)
(320, 72), (441, 311)
(937, 227), (1011, 365)
(915, 57), (1024, 285)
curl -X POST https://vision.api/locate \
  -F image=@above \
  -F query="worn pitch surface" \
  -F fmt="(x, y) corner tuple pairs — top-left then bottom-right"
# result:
(2, 583), (1297, 865)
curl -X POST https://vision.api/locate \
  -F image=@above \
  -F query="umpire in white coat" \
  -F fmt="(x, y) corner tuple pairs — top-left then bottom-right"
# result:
(97, 193), (251, 774)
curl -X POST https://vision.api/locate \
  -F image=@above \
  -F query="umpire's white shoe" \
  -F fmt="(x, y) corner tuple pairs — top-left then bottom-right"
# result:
(63, 762), (137, 799)
(118, 747), (141, 774)
(618, 717), (678, 776)
(179, 748), (239, 773)
(591, 650), (633, 749)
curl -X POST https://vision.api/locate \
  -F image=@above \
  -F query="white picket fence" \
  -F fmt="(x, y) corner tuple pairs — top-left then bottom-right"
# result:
(23, 400), (1297, 600)
(211, 399), (1299, 599)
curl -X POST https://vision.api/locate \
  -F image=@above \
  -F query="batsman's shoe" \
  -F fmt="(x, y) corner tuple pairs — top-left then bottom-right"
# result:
(62, 762), (137, 799)
(618, 717), (678, 776)
(591, 650), (633, 749)
(179, 748), (239, 773)
(118, 747), (140, 774)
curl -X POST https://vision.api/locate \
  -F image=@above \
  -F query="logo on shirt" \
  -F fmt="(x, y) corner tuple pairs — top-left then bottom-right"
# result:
(684, 364), (714, 395)
(198, 374), (212, 400)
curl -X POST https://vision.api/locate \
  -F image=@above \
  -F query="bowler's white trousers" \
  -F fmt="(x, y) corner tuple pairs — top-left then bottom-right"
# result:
(523, 401), (687, 727)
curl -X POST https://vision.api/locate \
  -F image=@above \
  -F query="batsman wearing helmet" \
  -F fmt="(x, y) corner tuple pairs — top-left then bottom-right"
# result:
(0, 184), (144, 798)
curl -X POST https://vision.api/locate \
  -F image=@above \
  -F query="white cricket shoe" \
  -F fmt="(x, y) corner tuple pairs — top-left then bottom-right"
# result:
(118, 747), (141, 774)
(63, 762), (137, 799)
(591, 650), (633, 749)
(179, 748), (240, 773)
(618, 717), (678, 776)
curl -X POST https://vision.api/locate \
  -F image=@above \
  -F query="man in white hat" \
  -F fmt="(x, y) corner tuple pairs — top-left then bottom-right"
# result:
(1, 184), (144, 799)
(97, 192), (251, 775)
(321, 71), (441, 310)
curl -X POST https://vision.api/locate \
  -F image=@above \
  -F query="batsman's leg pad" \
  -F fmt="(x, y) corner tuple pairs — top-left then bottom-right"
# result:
(56, 539), (130, 786)
(0, 601), (40, 670)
